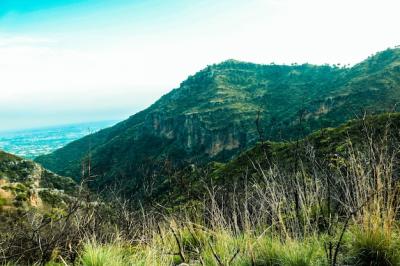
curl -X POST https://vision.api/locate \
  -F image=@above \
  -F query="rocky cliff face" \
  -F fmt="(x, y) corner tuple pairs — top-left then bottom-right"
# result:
(147, 110), (250, 156)
(0, 150), (76, 210)
(36, 48), (400, 195)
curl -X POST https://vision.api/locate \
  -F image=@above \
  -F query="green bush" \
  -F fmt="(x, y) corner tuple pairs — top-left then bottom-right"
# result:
(201, 232), (249, 266)
(0, 197), (7, 207)
(39, 190), (64, 207)
(79, 242), (126, 266)
(252, 237), (326, 266)
(347, 229), (400, 266)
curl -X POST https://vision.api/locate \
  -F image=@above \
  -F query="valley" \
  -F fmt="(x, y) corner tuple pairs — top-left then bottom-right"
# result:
(0, 120), (116, 159)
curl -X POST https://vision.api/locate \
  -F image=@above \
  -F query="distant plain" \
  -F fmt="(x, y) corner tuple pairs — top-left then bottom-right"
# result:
(0, 120), (116, 159)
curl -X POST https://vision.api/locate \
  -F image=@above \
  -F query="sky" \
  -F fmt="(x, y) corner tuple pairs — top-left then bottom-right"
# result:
(0, 0), (399, 131)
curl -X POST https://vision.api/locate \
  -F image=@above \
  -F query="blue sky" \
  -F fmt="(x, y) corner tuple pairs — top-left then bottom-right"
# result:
(0, 0), (399, 131)
(0, 0), (85, 15)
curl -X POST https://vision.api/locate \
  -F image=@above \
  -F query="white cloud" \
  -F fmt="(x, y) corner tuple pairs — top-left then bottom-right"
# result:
(0, 35), (56, 47)
(0, 0), (399, 130)
(0, 36), (175, 112)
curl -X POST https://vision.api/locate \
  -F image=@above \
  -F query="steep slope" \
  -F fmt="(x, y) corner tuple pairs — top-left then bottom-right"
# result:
(0, 150), (76, 210)
(36, 48), (400, 193)
(151, 112), (400, 207)
(212, 112), (400, 184)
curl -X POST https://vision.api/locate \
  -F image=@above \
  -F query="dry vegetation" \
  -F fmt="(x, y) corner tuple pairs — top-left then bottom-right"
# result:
(2, 119), (400, 266)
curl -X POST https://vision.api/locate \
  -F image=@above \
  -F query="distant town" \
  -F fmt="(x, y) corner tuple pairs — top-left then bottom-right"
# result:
(0, 120), (115, 159)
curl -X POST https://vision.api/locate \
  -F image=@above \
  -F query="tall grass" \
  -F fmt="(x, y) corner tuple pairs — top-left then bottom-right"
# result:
(2, 118), (400, 265)
(346, 227), (400, 266)
(77, 225), (326, 266)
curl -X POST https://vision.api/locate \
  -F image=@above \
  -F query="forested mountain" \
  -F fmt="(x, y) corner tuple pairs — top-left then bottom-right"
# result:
(35, 48), (400, 193)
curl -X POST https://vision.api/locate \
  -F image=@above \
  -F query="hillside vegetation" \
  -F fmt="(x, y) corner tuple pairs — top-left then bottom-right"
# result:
(0, 150), (77, 211)
(37, 48), (400, 198)
(3, 112), (400, 265)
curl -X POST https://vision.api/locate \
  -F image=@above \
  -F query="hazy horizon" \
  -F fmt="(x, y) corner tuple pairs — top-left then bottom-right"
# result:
(1, 0), (399, 131)
(0, 118), (119, 133)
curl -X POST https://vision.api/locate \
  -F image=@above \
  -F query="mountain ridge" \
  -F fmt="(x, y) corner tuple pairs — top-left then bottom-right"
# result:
(35, 48), (400, 193)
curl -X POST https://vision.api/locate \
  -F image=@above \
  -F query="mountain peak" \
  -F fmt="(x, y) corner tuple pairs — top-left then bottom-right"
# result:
(216, 59), (246, 65)
(352, 47), (400, 73)
(36, 48), (400, 195)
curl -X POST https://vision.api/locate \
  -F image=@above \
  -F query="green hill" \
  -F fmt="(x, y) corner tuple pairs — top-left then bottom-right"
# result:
(35, 48), (400, 194)
(0, 150), (77, 210)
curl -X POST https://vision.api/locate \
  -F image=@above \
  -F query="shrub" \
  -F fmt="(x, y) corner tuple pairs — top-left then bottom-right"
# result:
(78, 242), (126, 266)
(200, 231), (249, 266)
(347, 228), (400, 266)
(0, 197), (7, 207)
(252, 237), (326, 266)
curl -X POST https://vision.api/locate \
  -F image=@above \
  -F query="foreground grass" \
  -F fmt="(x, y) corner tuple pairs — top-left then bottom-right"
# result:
(75, 229), (326, 266)
(3, 115), (400, 265)
(62, 222), (398, 266)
